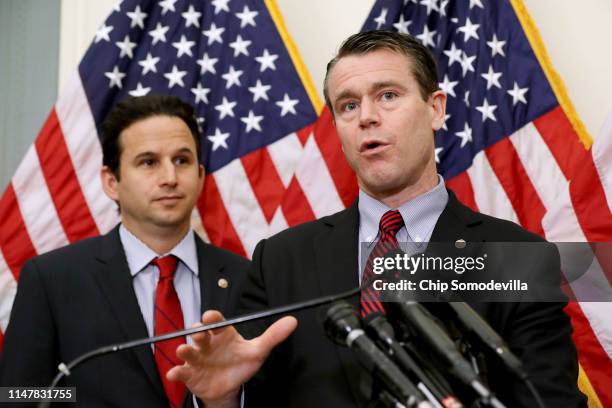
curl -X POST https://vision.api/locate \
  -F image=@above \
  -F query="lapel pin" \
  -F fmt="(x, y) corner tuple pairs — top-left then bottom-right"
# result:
(217, 278), (229, 289)
(455, 239), (466, 249)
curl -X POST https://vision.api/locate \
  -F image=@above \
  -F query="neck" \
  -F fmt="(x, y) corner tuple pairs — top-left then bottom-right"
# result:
(121, 221), (190, 255)
(363, 171), (439, 209)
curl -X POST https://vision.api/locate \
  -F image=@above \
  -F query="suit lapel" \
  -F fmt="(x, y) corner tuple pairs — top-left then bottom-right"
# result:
(195, 237), (228, 315)
(91, 226), (165, 398)
(313, 202), (367, 405)
(430, 190), (484, 243)
(427, 190), (489, 288)
(313, 202), (360, 301)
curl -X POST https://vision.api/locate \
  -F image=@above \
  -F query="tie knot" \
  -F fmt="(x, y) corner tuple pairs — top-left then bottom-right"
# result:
(379, 210), (404, 237)
(151, 255), (178, 279)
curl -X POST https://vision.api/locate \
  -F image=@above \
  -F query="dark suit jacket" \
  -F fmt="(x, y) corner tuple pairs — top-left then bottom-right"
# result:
(239, 191), (587, 407)
(0, 226), (249, 407)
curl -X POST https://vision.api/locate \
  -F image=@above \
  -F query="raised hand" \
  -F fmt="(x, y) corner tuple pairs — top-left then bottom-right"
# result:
(167, 310), (298, 408)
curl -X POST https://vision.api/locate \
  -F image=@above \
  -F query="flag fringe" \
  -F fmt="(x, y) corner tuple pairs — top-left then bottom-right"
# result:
(264, 0), (324, 115)
(579, 364), (604, 408)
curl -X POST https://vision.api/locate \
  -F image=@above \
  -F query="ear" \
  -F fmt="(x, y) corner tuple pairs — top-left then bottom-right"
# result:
(429, 90), (448, 131)
(101, 166), (120, 201)
(197, 164), (205, 195)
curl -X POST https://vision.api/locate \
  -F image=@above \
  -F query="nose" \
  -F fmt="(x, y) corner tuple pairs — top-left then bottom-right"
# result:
(358, 98), (380, 129)
(159, 159), (178, 186)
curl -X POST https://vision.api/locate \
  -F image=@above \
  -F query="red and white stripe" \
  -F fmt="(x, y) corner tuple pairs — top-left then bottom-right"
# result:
(466, 150), (520, 225)
(592, 113), (612, 218)
(55, 73), (118, 235)
(11, 145), (70, 254)
(0, 249), (15, 333)
(294, 135), (345, 218)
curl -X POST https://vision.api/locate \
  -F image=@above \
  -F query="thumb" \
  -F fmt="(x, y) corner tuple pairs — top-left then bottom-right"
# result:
(254, 316), (298, 352)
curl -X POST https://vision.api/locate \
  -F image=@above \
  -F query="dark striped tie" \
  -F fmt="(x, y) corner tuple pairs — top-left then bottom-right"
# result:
(152, 255), (186, 408)
(360, 210), (404, 317)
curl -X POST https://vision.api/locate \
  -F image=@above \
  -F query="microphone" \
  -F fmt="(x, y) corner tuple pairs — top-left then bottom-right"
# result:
(363, 312), (464, 408)
(437, 302), (527, 380)
(437, 302), (547, 408)
(324, 301), (433, 408)
(39, 286), (362, 408)
(384, 301), (507, 408)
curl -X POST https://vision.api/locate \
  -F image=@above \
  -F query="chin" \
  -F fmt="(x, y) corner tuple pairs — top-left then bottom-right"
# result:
(153, 213), (190, 228)
(362, 172), (400, 190)
(364, 174), (414, 197)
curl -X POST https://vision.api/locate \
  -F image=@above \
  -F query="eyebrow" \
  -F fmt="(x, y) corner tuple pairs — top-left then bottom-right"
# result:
(174, 147), (195, 156)
(132, 147), (195, 161)
(333, 80), (408, 105)
(133, 151), (156, 161)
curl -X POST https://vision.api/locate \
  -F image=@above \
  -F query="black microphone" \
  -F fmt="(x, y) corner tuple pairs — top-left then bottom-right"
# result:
(443, 302), (526, 380)
(363, 312), (464, 408)
(384, 301), (507, 408)
(433, 302), (546, 408)
(324, 301), (433, 408)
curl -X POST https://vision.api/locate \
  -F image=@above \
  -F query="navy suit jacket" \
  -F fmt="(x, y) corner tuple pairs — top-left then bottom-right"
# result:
(238, 191), (587, 407)
(0, 226), (249, 407)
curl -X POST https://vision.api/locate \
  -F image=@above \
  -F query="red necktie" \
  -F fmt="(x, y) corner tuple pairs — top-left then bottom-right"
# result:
(152, 256), (187, 408)
(361, 210), (404, 317)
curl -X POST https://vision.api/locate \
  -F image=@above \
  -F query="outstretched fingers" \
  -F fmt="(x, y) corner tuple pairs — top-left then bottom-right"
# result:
(252, 316), (298, 355)
(166, 312), (297, 405)
(166, 347), (194, 383)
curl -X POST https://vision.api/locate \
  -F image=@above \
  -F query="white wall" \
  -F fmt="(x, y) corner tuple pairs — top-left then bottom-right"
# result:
(58, 0), (612, 140)
(58, 0), (117, 90)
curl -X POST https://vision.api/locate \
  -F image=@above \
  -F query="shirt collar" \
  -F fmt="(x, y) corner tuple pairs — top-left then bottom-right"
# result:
(358, 175), (448, 242)
(119, 224), (199, 277)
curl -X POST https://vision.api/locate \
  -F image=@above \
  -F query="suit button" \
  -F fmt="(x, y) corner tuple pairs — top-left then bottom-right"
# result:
(218, 278), (229, 289)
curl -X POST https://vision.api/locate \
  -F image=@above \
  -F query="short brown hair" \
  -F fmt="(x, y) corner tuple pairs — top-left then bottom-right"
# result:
(100, 95), (202, 179)
(323, 30), (439, 112)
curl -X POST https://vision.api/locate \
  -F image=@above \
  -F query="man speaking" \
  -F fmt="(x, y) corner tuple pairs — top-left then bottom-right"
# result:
(168, 31), (586, 408)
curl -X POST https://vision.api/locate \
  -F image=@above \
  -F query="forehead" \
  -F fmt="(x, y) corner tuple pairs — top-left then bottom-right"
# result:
(328, 48), (415, 96)
(119, 115), (196, 153)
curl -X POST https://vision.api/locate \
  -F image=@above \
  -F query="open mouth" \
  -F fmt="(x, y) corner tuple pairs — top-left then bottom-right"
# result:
(360, 140), (389, 154)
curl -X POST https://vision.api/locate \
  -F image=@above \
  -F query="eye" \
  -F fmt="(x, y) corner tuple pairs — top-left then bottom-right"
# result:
(381, 91), (397, 101)
(140, 158), (156, 167)
(174, 156), (190, 165)
(343, 102), (358, 112)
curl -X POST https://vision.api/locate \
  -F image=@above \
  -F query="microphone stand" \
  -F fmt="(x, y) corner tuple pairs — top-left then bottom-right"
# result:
(38, 286), (361, 408)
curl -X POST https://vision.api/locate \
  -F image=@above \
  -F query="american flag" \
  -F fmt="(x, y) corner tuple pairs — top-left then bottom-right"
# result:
(353, 0), (612, 405)
(0, 0), (324, 349)
(0, 0), (611, 405)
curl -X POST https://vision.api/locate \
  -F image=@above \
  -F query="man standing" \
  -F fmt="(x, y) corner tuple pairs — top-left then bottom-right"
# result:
(0, 95), (249, 407)
(168, 31), (586, 407)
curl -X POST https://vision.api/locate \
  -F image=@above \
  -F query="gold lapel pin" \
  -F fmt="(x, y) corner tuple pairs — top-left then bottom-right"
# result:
(455, 239), (466, 249)
(217, 278), (229, 289)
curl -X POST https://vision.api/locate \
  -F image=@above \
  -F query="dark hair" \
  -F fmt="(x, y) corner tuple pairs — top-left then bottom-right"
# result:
(323, 30), (439, 112)
(100, 95), (202, 178)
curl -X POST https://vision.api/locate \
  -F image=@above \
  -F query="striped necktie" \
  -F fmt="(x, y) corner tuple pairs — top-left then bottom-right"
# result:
(360, 210), (404, 317)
